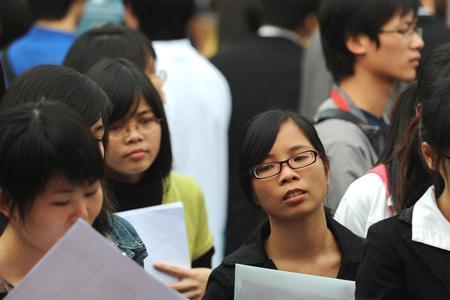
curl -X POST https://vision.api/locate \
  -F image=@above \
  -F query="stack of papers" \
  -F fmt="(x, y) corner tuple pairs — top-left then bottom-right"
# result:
(5, 220), (186, 300)
(235, 264), (355, 300)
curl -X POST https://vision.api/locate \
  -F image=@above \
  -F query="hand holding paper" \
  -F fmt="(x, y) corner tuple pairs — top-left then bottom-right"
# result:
(154, 263), (212, 300)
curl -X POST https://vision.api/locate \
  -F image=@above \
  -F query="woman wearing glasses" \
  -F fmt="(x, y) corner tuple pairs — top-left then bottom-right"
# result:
(203, 109), (363, 300)
(87, 58), (213, 300)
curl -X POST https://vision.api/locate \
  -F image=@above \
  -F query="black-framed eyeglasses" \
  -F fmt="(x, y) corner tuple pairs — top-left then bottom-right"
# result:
(379, 26), (423, 39)
(251, 150), (319, 179)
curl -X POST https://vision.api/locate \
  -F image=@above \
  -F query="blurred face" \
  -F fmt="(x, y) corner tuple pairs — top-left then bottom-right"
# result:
(90, 118), (105, 157)
(5, 177), (103, 255)
(145, 56), (166, 102)
(251, 120), (329, 221)
(363, 11), (424, 82)
(105, 98), (162, 183)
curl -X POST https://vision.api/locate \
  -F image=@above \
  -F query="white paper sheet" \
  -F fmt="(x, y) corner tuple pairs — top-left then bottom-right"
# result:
(116, 202), (190, 284)
(235, 264), (355, 300)
(5, 219), (186, 300)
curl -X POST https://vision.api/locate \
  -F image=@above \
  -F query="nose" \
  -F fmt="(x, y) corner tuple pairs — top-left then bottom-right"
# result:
(278, 162), (299, 185)
(70, 201), (89, 222)
(124, 125), (143, 144)
(411, 33), (424, 50)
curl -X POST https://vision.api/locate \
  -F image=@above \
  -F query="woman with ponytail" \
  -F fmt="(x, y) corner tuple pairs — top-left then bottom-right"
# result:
(356, 77), (450, 299)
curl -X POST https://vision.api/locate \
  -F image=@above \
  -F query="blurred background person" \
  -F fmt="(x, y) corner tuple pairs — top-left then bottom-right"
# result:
(1, 0), (85, 83)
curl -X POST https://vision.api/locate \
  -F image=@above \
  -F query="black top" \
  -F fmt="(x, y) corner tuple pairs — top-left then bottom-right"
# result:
(356, 206), (450, 299)
(109, 174), (163, 212)
(203, 212), (364, 300)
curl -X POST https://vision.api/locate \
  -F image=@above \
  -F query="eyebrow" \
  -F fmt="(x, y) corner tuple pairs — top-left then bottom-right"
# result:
(265, 144), (311, 160)
(136, 109), (154, 117)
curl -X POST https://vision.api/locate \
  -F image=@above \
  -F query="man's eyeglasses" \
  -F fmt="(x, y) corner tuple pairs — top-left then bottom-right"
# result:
(251, 150), (319, 179)
(379, 26), (423, 39)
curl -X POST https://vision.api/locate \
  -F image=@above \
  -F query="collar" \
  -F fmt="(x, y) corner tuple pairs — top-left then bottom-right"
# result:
(412, 186), (450, 251)
(418, 7), (433, 16)
(257, 25), (301, 46)
(223, 210), (362, 268)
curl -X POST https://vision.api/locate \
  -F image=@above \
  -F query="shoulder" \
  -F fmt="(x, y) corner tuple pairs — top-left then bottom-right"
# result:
(107, 214), (148, 264)
(331, 218), (365, 257)
(165, 172), (203, 197)
(204, 263), (235, 300)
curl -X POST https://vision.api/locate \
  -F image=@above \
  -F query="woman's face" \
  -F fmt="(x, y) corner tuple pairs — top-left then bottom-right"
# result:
(4, 177), (103, 255)
(251, 120), (329, 221)
(105, 97), (162, 183)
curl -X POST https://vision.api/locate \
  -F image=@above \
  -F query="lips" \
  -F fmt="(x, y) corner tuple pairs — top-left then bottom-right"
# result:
(283, 188), (306, 201)
(124, 149), (148, 158)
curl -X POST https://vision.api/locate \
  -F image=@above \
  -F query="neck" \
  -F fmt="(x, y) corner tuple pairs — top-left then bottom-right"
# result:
(35, 15), (78, 33)
(107, 168), (144, 184)
(0, 226), (44, 286)
(266, 209), (333, 259)
(437, 185), (450, 223)
(339, 67), (394, 118)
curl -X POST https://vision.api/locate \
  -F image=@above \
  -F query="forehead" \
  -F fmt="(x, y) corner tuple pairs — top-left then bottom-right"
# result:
(268, 120), (313, 156)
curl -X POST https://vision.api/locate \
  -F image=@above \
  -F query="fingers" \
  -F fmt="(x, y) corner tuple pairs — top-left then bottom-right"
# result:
(154, 263), (190, 279)
(170, 279), (202, 300)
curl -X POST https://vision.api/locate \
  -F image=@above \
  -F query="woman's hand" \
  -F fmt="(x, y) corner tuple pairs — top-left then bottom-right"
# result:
(154, 263), (212, 300)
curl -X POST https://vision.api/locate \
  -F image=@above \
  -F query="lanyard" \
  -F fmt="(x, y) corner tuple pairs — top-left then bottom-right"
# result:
(330, 89), (351, 112)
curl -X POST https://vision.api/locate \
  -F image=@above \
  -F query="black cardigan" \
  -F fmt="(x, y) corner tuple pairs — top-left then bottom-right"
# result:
(356, 206), (450, 300)
(204, 213), (364, 300)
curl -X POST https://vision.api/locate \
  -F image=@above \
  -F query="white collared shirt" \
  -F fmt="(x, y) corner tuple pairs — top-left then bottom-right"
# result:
(153, 39), (231, 265)
(335, 172), (394, 237)
(412, 186), (450, 251)
(257, 25), (301, 45)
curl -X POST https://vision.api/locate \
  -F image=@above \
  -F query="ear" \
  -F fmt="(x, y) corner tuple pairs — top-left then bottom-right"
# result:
(421, 142), (436, 171)
(345, 33), (371, 56)
(123, 4), (140, 30)
(0, 188), (11, 218)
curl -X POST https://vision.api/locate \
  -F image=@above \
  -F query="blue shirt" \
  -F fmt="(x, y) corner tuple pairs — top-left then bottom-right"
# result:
(7, 26), (76, 77)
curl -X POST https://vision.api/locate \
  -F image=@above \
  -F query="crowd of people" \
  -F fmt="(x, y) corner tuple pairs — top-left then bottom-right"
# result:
(1, 0), (450, 299)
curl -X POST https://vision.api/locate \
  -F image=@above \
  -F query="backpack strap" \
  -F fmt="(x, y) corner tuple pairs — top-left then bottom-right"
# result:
(367, 164), (395, 217)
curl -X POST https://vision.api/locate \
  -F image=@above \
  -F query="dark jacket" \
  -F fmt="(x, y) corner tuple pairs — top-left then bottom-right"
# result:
(203, 213), (364, 300)
(355, 206), (450, 299)
(211, 36), (303, 255)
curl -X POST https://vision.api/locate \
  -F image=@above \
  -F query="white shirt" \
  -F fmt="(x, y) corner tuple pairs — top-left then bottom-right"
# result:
(412, 186), (450, 251)
(334, 173), (394, 237)
(153, 39), (231, 265)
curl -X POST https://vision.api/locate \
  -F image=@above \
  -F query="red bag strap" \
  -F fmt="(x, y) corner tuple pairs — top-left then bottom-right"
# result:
(330, 89), (351, 112)
(367, 164), (395, 217)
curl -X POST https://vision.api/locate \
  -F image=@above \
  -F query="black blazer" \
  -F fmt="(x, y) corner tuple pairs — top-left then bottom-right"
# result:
(356, 206), (450, 299)
(211, 36), (304, 255)
(203, 213), (364, 300)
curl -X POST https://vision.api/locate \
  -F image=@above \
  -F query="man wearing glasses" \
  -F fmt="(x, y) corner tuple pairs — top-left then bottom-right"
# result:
(314, 0), (424, 213)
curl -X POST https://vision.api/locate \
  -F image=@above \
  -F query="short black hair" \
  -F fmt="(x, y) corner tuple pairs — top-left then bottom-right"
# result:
(86, 58), (172, 181)
(124, 0), (196, 40)
(0, 65), (111, 129)
(319, 0), (420, 82)
(238, 109), (329, 205)
(0, 101), (104, 224)
(28, 0), (76, 20)
(260, 0), (320, 31)
(64, 23), (156, 73)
